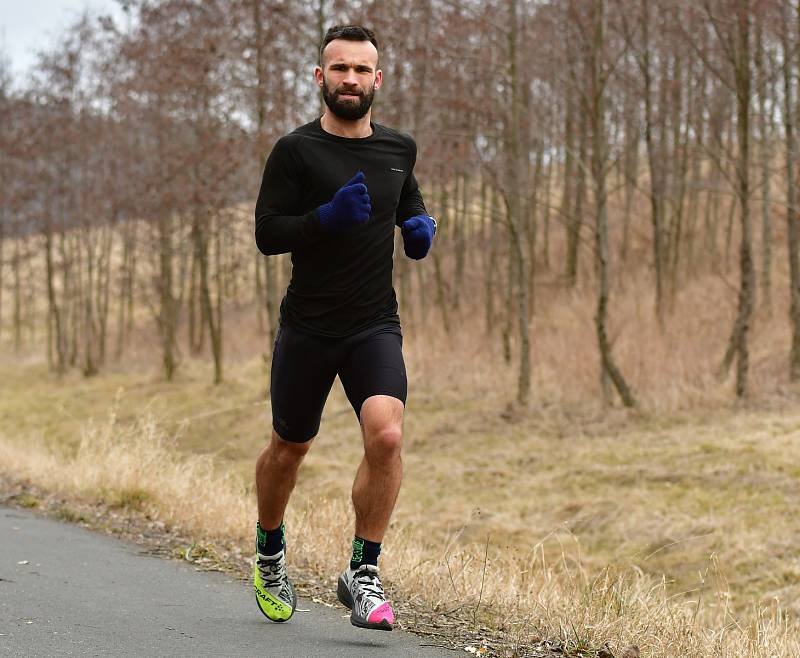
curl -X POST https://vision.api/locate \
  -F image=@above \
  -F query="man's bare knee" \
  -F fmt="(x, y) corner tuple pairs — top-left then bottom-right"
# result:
(263, 431), (314, 469)
(365, 425), (402, 463)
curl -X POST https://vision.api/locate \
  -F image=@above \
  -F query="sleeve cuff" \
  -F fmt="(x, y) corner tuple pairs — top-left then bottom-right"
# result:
(302, 209), (326, 243)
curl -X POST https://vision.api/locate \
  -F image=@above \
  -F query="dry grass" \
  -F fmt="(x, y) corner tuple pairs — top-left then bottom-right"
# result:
(2, 345), (800, 656)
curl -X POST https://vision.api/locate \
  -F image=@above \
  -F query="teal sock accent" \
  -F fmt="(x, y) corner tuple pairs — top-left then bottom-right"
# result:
(256, 521), (285, 555)
(350, 535), (380, 570)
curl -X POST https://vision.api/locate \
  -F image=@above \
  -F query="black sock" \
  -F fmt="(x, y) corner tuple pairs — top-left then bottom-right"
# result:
(350, 536), (381, 570)
(256, 521), (285, 555)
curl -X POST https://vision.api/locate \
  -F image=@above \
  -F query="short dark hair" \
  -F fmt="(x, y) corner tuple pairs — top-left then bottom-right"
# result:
(319, 25), (379, 65)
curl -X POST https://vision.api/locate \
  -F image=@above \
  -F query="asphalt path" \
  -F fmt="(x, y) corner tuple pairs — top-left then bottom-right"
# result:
(0, 507), (458, 657)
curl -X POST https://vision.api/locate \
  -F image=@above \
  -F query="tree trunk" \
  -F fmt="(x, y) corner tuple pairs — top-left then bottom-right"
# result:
(485, 186), (499, 336)
(782, 2), (800, 380)
(590, 0), (636, 407)
(12, 239), (21, 351)
(213, 216), (224, 383)
(126, 221), (136, 336)
(159, 211), (178, 381)
(96, 223), (113, 367)
(502, 225), (514, 366)
(24, 241), (37, 345)
(254, 252), (265, 333)
(527, 145), (543, 309)
(541, 134), (552, 269)
(686, 63), (705, 275)
(252, 0), (279, 345)
(433, 179), (451, 333)
(640, 0), (666, 325)
(115, 220), (133, 359)
(452, 176), (463, 310)
(719, 0), (755, 398)
(189, 242), (200, 353)
(505, 0), (531, 407)
(561, 84), (576, 281)
(45, 228), (66, 373)
(668, 44), (690, 299)
(621, 83), (639, 265)
(723, 120), (738, 267)
(62, 233), (78, 367)
(567, 109), (587, 286)
(82, 226), (99, 377)
(755, 16), (772, 311)
(458, 171), (470, 308)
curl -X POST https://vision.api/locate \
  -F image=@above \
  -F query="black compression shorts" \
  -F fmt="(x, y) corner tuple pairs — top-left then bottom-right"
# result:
(270, 321), (407, 443)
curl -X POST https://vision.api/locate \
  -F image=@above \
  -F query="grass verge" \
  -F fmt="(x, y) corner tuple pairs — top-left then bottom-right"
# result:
(2, 400), (799, 658)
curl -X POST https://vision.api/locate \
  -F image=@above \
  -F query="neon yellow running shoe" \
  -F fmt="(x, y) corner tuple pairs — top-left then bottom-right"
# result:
(254, 549), (297, 622)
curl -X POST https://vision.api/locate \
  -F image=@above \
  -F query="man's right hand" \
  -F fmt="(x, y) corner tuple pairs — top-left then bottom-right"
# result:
(317, 171), (372, 233)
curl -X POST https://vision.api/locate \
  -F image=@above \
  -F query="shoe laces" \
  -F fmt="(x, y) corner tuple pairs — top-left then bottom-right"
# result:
(353, 565), (386, 603)
(257, 552), (286, 589)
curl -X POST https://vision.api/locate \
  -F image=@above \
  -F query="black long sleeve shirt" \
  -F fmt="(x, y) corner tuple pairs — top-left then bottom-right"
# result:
(254, 118), (427, 337)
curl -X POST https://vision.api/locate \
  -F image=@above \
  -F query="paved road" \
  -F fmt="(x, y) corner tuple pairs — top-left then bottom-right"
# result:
(0, 508), (457, 657)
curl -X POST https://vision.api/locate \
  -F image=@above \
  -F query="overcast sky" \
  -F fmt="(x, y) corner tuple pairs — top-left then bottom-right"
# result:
(1, 0), (126, 83)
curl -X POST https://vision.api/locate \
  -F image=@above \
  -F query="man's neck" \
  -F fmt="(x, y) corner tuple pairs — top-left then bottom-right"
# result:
(320, 111), (373, 138)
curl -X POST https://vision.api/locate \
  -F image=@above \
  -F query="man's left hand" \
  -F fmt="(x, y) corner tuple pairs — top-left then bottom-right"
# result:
(400, 215), (436, 260)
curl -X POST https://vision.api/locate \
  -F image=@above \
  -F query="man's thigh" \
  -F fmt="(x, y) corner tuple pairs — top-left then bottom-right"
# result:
(338, 324), (407, 420)
(270, 323), (337, 442)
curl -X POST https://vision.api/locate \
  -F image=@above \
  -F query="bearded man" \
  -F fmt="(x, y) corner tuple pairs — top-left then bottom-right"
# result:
(252, 24), (436, 631)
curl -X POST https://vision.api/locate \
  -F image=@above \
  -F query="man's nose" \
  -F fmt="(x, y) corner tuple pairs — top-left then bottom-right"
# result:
(342, 68), (359, 86)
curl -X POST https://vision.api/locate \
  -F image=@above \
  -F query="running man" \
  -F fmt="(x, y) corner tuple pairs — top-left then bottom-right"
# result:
(252, 24), (436, 631)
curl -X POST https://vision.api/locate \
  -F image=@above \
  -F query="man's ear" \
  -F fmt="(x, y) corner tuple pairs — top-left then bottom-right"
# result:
(314, 65), (324, 88)
(374, 69), (383, 90)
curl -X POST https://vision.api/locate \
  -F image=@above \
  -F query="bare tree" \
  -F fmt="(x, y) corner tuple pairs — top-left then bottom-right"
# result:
(583, 0), (637, 407)
(779, 0), (800, 379)
(0, 53), (10, 345)
(699, 0), (756, 398)
(754, 11), (774, 311)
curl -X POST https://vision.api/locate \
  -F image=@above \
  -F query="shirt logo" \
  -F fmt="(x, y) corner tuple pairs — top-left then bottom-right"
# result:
(390, 167), (404, 173)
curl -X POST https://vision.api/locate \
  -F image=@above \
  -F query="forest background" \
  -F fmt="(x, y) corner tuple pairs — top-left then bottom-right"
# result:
(2, 1), (800, 656)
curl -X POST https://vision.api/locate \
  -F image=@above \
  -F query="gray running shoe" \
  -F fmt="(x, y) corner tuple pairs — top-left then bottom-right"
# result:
(337, 564), (395, 631)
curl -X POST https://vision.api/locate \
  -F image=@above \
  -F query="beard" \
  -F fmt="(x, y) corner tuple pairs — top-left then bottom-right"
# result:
(321, 77), (376, 121)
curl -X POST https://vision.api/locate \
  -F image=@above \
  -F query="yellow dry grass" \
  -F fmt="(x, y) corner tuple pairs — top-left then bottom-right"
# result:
(2, 394), (800, 657)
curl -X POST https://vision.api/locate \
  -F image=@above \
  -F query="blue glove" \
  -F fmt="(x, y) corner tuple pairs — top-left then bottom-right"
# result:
(316, 171), (371, 233)
(401, 215), (436, 260)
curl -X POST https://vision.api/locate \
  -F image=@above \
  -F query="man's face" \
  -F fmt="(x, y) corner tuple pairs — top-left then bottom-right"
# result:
(315, 39), (382, 121)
